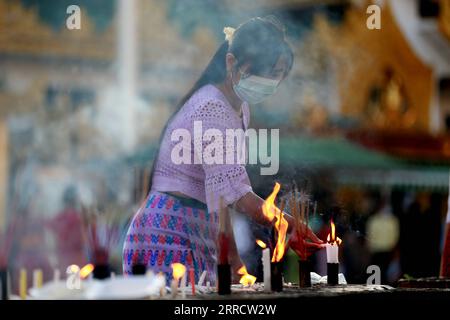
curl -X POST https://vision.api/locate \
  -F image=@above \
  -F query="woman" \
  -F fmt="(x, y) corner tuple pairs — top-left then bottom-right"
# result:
(123, 17), (323, 284)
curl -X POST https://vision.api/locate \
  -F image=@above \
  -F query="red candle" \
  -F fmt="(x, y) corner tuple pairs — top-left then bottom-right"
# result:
(218, 233), (230, 265)
(189, 268), (196, 295)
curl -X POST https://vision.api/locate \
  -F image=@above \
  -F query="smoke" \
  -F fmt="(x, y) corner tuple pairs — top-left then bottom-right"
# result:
(4, 0), (349, 278)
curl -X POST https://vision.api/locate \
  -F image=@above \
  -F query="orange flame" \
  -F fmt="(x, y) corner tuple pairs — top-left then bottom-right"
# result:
(80, 264), (94, 279)
(237, 265), (257, 286)
(171, 263), (186, 280)
(262, 182), (280, 222)
(262, 182), (289, 262)
(256, 239), (267, 249)
(327, 220), (342, 245)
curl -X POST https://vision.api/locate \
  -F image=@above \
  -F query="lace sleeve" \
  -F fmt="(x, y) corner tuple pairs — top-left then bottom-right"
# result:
(189, 99), (253, 213)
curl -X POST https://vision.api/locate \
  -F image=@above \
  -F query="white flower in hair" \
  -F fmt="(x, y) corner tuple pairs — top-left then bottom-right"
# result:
(223, 27), (236, 44)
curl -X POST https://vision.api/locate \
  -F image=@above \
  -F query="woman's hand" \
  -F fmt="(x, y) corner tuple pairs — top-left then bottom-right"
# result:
(288, 224), (324, 259)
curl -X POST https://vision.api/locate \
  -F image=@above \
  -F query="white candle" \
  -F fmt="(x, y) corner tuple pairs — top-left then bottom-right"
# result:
(156, 273), (166, 297)
(197, 270), (207, 287)
(262, 248), (271, 292)
(171, 278), (179, 298)
(326, 243), (339, 264)
(180, 273), (187, 298)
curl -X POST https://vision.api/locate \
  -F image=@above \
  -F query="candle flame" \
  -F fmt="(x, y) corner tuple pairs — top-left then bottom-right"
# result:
(327, 220), (342, 245)
(261, 182), (289, 262)
(237, 265), (256, 286)
(171, 263), (186, 280)
(256, 239), (267, 249)
(262, 182), (280, 222)
(80, 264), (94, 279)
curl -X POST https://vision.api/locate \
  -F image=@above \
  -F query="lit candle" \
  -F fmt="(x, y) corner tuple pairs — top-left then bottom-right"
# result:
(262, 248), (271, 291)
(171, 263), (186, 298)
(256, 240), (271, 292)
(326, 243), (339, 264)
(19, 268), (27, 300)
(326, 219), (342, 285)
(32, 269), (43, 289)
(260, 183), (288, 292)
(171, 278), (178, 297)
(180, 271), (187, 299)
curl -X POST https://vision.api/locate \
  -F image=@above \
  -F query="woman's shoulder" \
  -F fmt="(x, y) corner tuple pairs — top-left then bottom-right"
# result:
(184, 84), (234, 122)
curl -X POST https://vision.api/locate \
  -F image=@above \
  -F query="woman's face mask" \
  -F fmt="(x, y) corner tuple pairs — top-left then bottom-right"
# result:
(232, 69), (281, 104)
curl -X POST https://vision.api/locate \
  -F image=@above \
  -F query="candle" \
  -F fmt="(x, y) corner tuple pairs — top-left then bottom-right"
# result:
(326, 243), (339, 264)
(156, 272), (166, 297)
(262, 247), (271, 292)
(256, 239), (271, 292)
(32, 269), (43, 289)
(298, 260), (312, 288)
(0, 269), (8, 300)
(326, 219), (342, 285)
(171, 277), (179, 298)
(197, 270), (207, 287)
(131, 263), (146, 275)
(217, 197), (231, 295)
(180, 272), (187, 298)
(189, 269), (196, 295)
(170, 278), (178, 298)
(19, 268), (27, 300)
(171, 263), (186, 298)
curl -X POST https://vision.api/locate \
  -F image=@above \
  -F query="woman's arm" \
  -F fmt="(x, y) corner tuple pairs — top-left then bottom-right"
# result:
(234, 191), (323, 245)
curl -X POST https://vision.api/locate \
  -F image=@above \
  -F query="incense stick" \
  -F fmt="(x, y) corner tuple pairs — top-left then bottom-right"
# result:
(81, 204), (130, 266)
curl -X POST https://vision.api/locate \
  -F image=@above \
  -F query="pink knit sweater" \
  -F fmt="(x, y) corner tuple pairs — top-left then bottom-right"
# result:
(151, 84), (253, 213)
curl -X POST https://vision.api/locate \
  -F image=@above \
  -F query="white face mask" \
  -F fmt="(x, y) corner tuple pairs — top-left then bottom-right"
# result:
(232, 70), (280, 104)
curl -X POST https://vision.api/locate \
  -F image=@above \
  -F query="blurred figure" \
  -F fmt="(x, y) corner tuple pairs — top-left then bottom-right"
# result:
(11, 209), (52, 295)
(399, 193), (443, 278)
(366, 199), (399, 284)
(342, 231), (371, 284)
(47, 185), (87, 270)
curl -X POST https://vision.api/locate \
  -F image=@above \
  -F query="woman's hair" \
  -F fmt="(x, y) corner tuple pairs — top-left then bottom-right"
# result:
(146, 16), (294, 192)
(177, 16), (294, 110)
